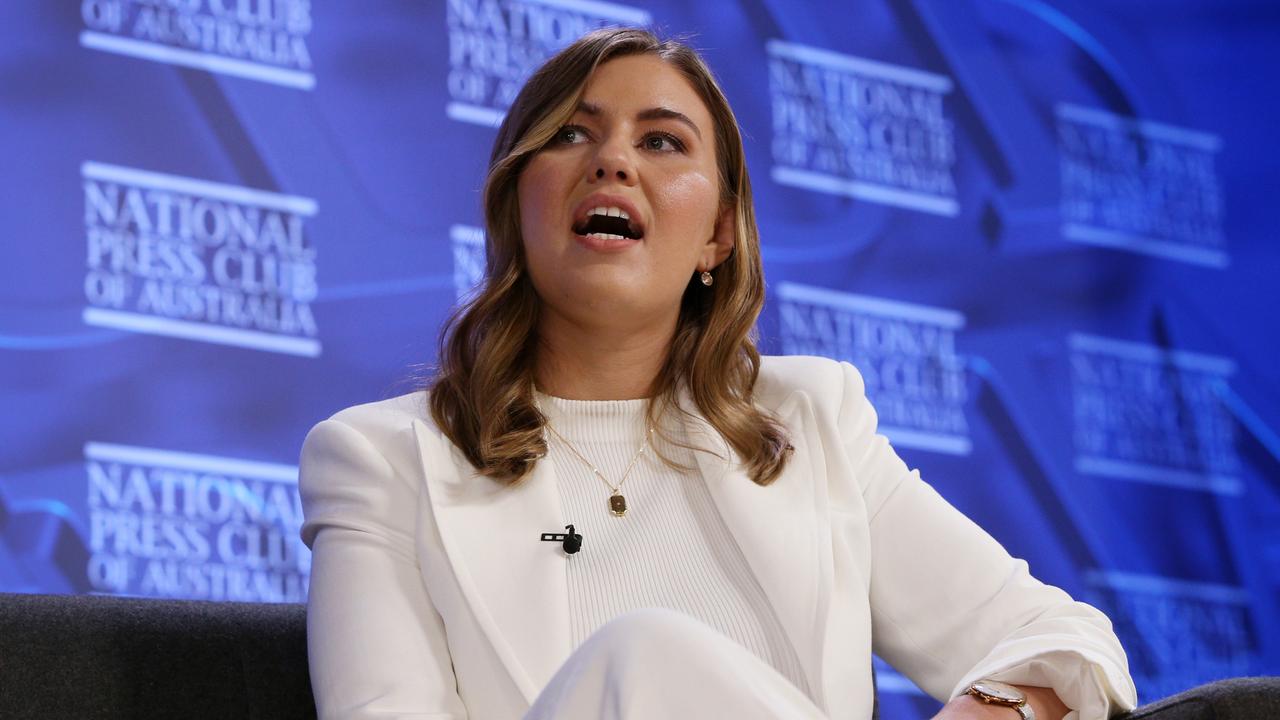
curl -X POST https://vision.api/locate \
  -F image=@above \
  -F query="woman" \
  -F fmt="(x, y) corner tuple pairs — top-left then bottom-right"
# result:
(299, 28), (1137, 720)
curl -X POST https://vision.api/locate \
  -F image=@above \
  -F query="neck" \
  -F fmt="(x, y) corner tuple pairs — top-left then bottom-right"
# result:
(534, 310), (675, 400)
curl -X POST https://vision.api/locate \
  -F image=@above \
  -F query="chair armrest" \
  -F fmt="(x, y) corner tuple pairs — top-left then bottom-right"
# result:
(1117, 677), (1280, 720)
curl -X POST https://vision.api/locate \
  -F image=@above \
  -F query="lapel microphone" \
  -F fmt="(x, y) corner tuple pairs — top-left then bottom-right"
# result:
(540, 524), (582, 555)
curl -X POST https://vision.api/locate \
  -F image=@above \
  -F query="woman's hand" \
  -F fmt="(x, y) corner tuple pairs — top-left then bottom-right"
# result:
(931, 684), (1069, 720)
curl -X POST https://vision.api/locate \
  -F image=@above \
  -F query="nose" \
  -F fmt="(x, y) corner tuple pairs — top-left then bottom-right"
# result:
(588, 135), (637, 185)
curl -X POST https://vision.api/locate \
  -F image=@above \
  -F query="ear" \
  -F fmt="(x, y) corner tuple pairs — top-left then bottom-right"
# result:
(700, 203), (737, 271)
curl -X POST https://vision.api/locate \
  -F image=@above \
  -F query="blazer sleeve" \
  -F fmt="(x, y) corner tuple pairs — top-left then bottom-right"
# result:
(834, 361), (1139, 719)
(299, 417), (468, 720)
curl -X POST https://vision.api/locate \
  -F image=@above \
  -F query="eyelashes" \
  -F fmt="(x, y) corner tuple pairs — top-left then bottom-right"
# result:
(553, 125), (587, 145)
(553, 124), (687, 154)
(642, 132), (686, 153)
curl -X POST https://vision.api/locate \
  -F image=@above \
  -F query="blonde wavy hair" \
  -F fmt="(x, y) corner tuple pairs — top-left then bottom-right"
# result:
(428, 27), (792, 486)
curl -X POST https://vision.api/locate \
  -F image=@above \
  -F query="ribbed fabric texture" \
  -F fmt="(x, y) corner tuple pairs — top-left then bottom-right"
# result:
(535, 390), (812, 701)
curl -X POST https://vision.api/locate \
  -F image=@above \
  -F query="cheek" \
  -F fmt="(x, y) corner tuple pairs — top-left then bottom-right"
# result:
(516, 160), (575, 300)
(653, 170), (720, 238)
(517, 165), (556, 243)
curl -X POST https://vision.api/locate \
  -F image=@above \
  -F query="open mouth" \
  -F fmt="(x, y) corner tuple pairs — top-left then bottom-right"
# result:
(572, 207), (644, 241)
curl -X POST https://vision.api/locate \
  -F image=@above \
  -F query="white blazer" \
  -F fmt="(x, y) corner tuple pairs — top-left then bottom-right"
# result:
(299, 355), (1137, 720)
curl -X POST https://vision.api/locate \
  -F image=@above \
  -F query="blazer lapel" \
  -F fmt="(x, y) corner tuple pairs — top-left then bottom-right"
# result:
(412, 420), (572, 706)
(682, 388), (835, 710)
(410, 390), (836, 712)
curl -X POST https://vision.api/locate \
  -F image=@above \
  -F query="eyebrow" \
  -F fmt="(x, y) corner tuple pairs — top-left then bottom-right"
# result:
(576, 101), (703, 140)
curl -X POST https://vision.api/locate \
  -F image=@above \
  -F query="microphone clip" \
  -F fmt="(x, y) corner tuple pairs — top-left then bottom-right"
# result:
(540, 524), (582, 555)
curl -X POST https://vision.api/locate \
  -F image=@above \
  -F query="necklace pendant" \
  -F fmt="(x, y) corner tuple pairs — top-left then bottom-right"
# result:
(608, 492), (627, 517)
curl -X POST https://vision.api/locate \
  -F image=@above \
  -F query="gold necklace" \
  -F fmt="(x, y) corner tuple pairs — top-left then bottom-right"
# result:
(544, 421), (654, 517)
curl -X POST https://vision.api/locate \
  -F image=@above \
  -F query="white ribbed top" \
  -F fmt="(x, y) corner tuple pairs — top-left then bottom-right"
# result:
(535, 390), (812, 700)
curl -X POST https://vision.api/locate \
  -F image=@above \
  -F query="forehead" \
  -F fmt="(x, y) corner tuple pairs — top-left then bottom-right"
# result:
(578, 54), (712, 126)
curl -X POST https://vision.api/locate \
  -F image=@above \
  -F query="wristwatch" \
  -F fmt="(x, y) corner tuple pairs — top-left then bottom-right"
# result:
(966, 679), (1037, 720)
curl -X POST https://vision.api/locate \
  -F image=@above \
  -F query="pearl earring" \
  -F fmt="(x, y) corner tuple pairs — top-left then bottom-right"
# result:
(700, 271), (714, 286)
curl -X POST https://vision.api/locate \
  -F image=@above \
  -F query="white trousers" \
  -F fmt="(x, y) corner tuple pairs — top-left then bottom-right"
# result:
(523, 608), (830, 720)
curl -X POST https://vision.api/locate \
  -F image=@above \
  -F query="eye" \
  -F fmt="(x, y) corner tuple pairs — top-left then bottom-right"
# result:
(553, 125), (590, 145)
(642, 132), (685, 153)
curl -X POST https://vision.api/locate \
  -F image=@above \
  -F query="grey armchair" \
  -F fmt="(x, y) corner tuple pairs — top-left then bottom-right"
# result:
(0, 592), (1273, 719)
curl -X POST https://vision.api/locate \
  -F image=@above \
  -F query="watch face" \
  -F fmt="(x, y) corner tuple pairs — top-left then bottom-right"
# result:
(972, 680), (1025, 704)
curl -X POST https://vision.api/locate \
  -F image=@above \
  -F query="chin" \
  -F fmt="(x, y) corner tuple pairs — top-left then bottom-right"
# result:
(562, 280), (650, 315)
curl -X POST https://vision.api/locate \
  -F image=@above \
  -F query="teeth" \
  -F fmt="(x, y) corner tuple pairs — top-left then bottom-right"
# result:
(586, 233), (627, 240)
(588, 206), (630, 220)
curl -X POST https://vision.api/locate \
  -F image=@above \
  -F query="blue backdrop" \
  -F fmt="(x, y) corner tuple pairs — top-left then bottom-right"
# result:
(2, 1), (1277, 715)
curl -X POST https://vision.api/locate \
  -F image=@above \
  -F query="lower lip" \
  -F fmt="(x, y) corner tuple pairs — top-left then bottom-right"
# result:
(573, 232), (640, 252)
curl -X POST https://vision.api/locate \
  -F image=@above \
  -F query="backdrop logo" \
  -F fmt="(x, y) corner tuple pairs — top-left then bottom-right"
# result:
(767, 40), (957, 216)
(445, 0), (651, 127)
(79, 0), (315, 89)
(84, 442), (309, 603)
(1057, 104), (1225, 267)
(451, 224), (486, 301)
(81, 161), (321, 357)
(1070, 333), (1239, 494)
(1085, 570), (1255, 702)
(777, 282), (969, 454)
